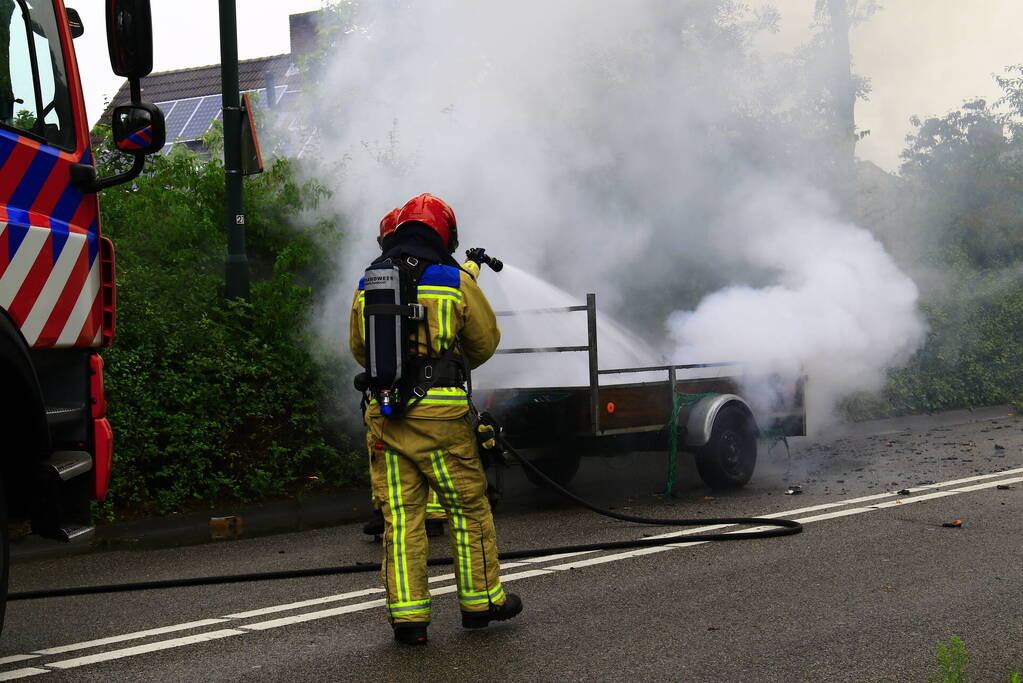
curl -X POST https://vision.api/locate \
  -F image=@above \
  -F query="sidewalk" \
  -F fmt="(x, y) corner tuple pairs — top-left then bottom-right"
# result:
(11, 489), (373, 563)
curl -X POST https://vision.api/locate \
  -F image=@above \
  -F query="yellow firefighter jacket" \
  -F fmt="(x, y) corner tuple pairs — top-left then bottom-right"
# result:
(350, 260), (500, 420)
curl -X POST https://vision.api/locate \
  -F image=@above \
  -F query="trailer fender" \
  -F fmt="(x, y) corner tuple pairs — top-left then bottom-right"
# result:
(683, 394), (758, 448)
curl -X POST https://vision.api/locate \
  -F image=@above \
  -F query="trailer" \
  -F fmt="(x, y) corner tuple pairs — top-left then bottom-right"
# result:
(476, 294), (806, 492)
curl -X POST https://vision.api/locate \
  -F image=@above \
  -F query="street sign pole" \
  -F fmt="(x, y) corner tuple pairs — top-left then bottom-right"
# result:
(220, 0), (250, 300)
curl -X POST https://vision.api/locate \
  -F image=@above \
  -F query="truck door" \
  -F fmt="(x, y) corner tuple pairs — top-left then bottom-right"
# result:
(1, 0), (102, 348)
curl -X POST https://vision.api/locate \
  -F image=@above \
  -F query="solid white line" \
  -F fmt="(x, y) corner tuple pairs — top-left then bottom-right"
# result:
(239, 600), (386, 631)
(225, 588), (383, 619)
(546, 546), (675, 570)
(933, 467), (1023, 488)
(794, 507), (876, 523)
(237, 569), (552, 632)
(951, 475), (1023, 493)
(0, 658), (37, 667)
(45, 630), (245, 670)
(32, 619), (232, 656)
(866, 491), (958, 509)
(517, 551), (596, 563)
(0, 668), (48, 680)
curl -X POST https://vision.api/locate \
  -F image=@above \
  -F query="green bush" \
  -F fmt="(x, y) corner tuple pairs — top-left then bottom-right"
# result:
(93, 132), (364, 517)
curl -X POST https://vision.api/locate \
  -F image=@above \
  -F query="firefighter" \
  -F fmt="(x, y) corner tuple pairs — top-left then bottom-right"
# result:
(350, 193), (522, 645)
(362, 207), (448, 539)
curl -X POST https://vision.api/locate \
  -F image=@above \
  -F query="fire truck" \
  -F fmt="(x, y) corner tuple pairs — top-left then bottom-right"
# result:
(0, 0), (164, 630)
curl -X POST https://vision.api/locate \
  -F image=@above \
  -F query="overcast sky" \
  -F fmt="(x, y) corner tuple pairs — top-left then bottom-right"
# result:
(69, 1), (1021, 173)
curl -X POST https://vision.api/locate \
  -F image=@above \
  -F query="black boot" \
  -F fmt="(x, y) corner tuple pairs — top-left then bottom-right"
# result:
(461, 593), (523, 629)
(393, 622), (429, 645)
(425, 518), (445, 538)
(362, 509), (384, 537)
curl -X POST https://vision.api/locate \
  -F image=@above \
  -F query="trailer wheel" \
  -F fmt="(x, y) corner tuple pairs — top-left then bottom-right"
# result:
(523, 446), (581, 490)
(695, 405), (757, 489)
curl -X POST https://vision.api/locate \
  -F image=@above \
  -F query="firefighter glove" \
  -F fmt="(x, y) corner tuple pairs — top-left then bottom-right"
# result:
(465, 247), (487, 266)
(476, 422), (497, 450)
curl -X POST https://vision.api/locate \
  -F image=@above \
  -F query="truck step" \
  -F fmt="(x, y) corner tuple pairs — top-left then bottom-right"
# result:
(45, 403), (87, 429)
(59, 525), (95, 543)
(43, 451), (93, 481)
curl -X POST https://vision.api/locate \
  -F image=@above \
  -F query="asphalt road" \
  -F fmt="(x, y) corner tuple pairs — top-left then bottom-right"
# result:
(2, 406), (1021, 681)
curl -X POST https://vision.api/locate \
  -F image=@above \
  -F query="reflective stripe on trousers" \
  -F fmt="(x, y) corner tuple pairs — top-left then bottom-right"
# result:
(369, 415), (505, 624)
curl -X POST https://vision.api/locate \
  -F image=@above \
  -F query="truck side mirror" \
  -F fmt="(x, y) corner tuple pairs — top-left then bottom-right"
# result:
(105, 0), (153, 79)
(112, 103), (165, 155)
(66, 8), (85, 39)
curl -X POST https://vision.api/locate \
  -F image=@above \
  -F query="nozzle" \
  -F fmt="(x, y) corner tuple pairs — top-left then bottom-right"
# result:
(483, 255), (503, 272)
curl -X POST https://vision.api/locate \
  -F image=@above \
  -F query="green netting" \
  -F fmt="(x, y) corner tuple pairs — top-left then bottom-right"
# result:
(661, 391), (716, 495)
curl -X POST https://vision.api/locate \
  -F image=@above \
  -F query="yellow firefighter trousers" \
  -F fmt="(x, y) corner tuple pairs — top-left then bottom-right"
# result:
(366, 414), (506, 624)
(372, 485), (445, 520)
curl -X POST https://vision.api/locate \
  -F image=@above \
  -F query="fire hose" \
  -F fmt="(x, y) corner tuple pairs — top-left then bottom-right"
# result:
(9, 430), (800, 601)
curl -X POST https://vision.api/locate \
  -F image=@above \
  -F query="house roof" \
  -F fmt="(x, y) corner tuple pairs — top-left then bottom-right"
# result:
(99, 53), (296, 123)
(97, 53), (309, 155)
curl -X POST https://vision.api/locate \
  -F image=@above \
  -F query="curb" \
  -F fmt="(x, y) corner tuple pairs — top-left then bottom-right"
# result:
(11, 489), (374, 563)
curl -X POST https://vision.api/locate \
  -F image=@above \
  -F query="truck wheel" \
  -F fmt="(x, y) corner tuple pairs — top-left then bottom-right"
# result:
(695, 405), (757, 489)
(523, 445), (581, 490)
(0, 474), (8, 635)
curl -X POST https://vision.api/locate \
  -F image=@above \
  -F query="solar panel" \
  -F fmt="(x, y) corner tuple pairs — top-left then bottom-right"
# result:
(179, 95), (222, 141)
(159, 97), (201, 142)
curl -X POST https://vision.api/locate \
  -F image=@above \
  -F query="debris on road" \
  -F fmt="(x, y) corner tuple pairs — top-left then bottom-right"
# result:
(942, 520), (963, 528)
(897, 488), (911, 495)
(994, 444), (1005, 450)
(785, 485), (803, 495)
(996, 484), (1015, 490)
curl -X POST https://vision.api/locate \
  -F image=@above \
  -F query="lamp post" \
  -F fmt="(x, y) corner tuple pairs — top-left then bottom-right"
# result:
(220, 0), (249, 300)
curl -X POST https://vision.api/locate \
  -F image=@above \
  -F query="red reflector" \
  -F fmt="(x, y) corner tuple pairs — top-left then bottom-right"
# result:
(606, 402), (616, 414)
(99, 237), (116, 346)
(90, 353), (107, 418)
(93, 418), (113, 501)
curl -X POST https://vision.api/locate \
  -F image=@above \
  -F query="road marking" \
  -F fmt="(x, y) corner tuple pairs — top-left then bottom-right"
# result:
(44, 630), (245, 670)
(3, 467), (1020, 679)
(950, 475), (1023, 493)
(225, 588), (383, 619)
(0, 668), (48, 680)
(221, 567), (535, 620)
(0, 658), (37, 667)
(31, 619), (232, 656)
(238, 569), (551, 632)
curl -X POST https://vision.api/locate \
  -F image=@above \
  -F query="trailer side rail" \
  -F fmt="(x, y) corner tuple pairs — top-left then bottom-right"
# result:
(491, 293), (746, 435)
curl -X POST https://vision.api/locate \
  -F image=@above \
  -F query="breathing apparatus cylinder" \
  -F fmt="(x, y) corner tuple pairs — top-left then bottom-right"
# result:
(362, 261), (423, 416)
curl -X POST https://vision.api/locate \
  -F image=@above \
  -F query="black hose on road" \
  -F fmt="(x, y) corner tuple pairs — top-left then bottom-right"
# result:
(9, 438), (801, 601)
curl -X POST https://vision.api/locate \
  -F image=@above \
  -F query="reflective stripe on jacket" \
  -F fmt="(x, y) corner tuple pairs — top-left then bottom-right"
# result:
(349, 262), (500, 420)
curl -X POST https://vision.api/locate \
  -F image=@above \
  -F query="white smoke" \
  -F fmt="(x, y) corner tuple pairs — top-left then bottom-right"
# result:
(298, 0), (927, 429)
(667, 178), (927, 428)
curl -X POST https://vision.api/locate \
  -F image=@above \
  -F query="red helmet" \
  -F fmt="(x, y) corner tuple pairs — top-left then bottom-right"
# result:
(377, 207), (400, 245)
(395, 193), (458, 252)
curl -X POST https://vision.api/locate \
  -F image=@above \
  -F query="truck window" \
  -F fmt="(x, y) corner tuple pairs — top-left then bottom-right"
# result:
(0, 0), (75, 150)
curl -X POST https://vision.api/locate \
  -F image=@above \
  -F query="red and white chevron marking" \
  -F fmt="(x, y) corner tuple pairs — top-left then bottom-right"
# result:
(0, 223), (102, 348)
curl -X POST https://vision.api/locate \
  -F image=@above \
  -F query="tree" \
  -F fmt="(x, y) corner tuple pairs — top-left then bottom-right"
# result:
(93, 127), (363, 516)
(812, 0), (880, 215)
